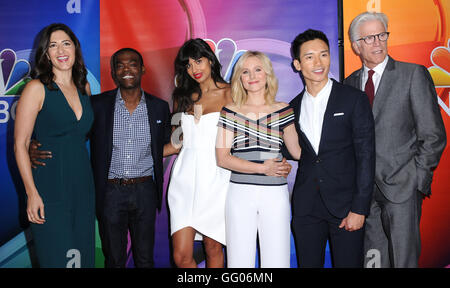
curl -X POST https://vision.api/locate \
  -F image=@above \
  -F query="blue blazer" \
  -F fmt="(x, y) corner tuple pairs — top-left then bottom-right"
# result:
(289, 79), (375, 218)
(89, 89), (171, 217)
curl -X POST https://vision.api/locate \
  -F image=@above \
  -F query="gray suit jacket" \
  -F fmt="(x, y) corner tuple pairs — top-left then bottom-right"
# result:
(344, 56), (446, 203)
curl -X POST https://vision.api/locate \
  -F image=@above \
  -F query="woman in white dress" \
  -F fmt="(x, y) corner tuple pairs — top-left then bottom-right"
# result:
(165, 39), (233, 268)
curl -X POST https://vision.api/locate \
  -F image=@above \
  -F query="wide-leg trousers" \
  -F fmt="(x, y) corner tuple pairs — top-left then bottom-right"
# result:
(225, 183), (291, 268)
(363, 185), (423, 268)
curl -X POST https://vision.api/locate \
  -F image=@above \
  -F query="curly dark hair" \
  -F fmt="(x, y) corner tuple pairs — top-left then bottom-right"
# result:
(172, 38), (226, 113)
(31, 23), (88, 95)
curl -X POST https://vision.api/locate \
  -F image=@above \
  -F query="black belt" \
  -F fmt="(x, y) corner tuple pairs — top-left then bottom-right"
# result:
(107, 175), (153, 186)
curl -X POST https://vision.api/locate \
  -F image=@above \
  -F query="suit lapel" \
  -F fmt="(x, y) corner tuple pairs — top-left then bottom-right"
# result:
(317, 80), (338, 155)
(372, 56), (395, 120)
(105, 89), (117, 169)
(144, 93), (156, 159)
(291, 92), (302, 133)
(292, 91), (316, 155)
(352, 69), (363, 90)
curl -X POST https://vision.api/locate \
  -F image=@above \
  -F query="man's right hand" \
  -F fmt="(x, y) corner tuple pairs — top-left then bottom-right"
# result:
(29, 139), (52, 169)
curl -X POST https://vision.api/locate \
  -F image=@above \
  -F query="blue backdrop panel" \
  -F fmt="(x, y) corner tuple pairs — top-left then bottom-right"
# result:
(0, 0), (100, 266)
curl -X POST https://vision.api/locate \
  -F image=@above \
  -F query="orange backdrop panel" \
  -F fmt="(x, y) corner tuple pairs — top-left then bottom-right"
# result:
(344, 0), (450, 268)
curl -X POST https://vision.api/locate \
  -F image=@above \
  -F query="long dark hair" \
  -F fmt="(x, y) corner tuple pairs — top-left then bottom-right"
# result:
(172, 38), (226, 113)
(32, 23), (88, 95)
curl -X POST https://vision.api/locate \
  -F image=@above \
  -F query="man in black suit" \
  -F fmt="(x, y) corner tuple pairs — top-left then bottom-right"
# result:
(288, 29), (375, 267)
(31, 48), (171, 268)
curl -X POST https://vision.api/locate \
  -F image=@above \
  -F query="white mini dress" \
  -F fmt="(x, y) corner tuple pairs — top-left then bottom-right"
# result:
(168, 112), (231, 245)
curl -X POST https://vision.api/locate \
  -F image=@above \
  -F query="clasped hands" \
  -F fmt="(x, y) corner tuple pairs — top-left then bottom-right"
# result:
(262, 158), (292, 178)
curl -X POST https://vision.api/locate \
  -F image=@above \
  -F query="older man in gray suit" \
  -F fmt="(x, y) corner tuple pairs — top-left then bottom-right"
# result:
(344, 11), (446, 268)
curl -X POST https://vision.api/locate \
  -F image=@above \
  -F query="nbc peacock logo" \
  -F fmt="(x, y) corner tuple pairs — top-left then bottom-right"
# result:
(428, 39), (450, 117)
(0, 48), (32, 96)
(203, 38), (246, 82)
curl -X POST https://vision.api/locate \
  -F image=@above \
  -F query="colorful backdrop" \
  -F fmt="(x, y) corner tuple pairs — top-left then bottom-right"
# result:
(0, 0), (100, 268)
(0, 0), (448, 268)
(343, 0), (450, 268)
(99, 0), (339, 268)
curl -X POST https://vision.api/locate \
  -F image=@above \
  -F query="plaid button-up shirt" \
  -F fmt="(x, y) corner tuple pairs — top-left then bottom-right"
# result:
(108, 89), (154, 179)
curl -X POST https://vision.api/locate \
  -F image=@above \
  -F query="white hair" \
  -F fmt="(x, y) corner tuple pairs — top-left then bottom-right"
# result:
(349, 12), (389, 43)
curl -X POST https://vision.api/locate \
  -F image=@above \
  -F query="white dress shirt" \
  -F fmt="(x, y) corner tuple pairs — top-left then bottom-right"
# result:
(361, 55), (389, 94)
(299, 78), (333, 155)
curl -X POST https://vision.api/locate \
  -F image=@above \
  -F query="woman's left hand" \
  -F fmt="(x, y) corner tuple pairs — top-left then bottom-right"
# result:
(27, 193), (46, 224)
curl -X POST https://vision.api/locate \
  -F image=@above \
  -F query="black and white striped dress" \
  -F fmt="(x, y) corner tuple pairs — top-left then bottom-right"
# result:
(217, 105), (295, 186)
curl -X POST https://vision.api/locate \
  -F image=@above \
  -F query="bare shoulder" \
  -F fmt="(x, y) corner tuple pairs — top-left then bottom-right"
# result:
(21, 79), (45, 99)
(24, 79), (44, 90)
(215, 82), (231, 94)
(85, 81), (91, 96)
(223, 85), (233, 105)
(224, 102), (238, 111)
(216, 81), (231, 90)
(273, 101), (290, 110)
(212, 82), (233, 106)
(18, 79), (45, 110)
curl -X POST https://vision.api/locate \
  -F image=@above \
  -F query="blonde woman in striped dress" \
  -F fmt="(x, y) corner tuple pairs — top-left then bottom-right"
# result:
(216, 51), (301, 268)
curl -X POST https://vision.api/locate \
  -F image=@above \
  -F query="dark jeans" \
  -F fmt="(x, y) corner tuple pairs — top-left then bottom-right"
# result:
(292, 192), (364, 268)
(101, 178), (157, 268)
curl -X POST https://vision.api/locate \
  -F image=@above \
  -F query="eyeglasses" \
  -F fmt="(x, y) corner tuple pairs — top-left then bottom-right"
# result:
(357, 32), (390, 44)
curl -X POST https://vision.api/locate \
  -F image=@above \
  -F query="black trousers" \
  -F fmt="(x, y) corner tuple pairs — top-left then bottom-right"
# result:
(101, 178), (157, 268)
(292, 192), (364, 268)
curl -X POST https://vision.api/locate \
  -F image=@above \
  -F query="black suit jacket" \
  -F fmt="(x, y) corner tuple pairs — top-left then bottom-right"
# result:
(89, 89), (171, 217)
(289, 79), (375, 218)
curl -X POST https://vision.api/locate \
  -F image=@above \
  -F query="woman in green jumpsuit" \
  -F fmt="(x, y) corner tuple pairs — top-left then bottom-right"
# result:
(14, 23), (94, 268)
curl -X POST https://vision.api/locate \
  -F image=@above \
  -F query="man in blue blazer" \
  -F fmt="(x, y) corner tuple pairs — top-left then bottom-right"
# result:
(31, 48), (171, 268)
(288, 29), (375, 267)
(89, 48), (171, 268)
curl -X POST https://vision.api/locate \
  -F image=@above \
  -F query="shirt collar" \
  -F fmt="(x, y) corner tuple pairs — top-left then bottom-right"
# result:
(115, 88), (145, 104)
(304, 78), (333, 101)
(363, 55), (388, 76)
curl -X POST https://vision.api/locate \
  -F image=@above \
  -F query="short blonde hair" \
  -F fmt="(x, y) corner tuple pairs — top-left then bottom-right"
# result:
(231, 51), (278, 107)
